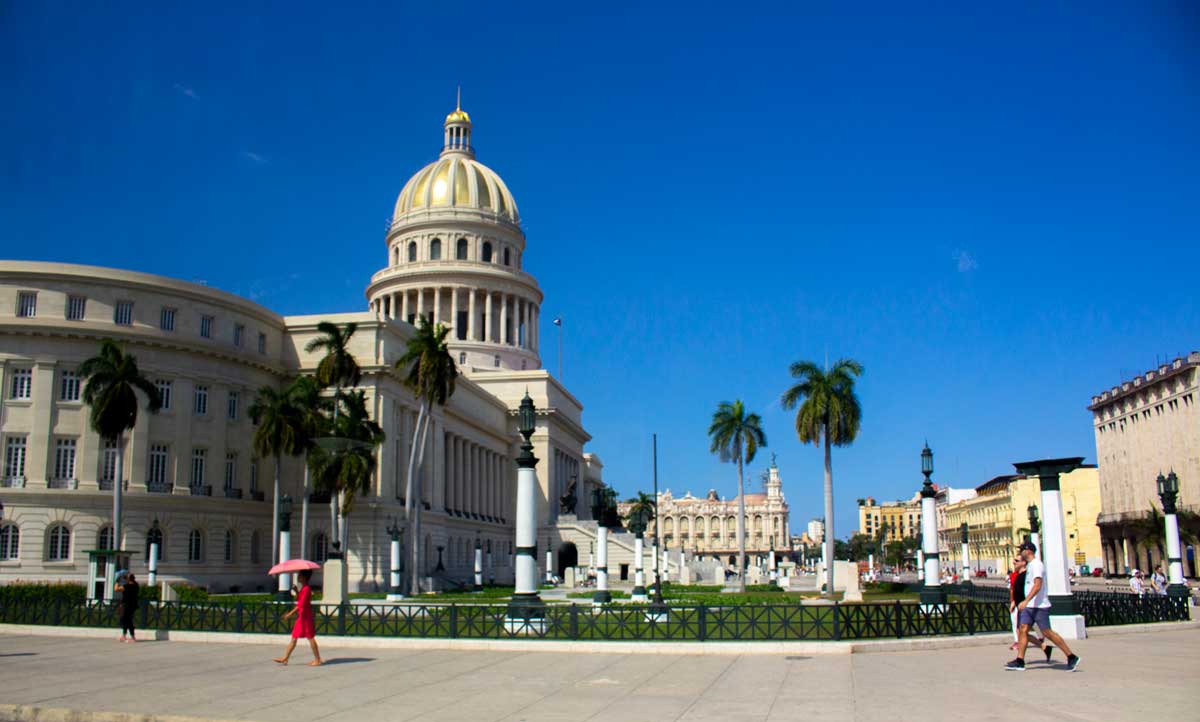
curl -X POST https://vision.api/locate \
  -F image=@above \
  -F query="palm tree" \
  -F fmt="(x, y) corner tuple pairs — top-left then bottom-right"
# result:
(304, 322), (362, 553)
(781, 358), (863, 596)
(625, 491), (657, 532)
(250, 380), (311, 567)
(287, 375), (325, 559)
(79, 340), (162, 553)
(395, 317), (458, 594)
(707, 400), (767, 592)
(308, 390), (385, 552)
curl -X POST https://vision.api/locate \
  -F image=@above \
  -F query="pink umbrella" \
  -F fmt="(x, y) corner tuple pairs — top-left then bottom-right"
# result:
(268, 559), (321, 576)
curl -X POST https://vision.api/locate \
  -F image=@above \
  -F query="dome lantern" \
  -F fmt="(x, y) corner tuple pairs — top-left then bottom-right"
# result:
(442, 88), (473, 157)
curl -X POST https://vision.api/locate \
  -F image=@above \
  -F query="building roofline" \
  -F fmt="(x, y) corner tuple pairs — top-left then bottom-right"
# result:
(1089, 352), (1200, 410)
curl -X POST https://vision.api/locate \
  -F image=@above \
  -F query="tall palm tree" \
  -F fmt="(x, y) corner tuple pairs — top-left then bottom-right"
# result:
(395, 317), (458, 594)
(781, 358), (863, 596)
(308, 390), (385, 552)
(287, 375), (325, 559)
(625, 491), (658, 531)
(707, 400), (767, 592)
(304, 321), (362, 553)
(79, 340), (162, 553)
(249, 380), (310, 567)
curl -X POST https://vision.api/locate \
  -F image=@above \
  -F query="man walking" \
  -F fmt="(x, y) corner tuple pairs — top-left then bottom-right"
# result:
(1006, 541), (1080, 672)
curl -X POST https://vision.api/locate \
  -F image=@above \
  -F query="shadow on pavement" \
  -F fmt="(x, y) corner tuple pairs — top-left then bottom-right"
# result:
(321, 657), (375, 666)
(0, 652), (37, 657)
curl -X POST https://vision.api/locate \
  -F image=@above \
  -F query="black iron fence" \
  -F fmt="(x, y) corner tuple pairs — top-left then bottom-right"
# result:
(0, 597), (1014, 642)
(939, 583), (1192, 626)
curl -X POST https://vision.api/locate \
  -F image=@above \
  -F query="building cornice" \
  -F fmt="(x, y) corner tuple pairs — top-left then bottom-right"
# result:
(1088, 352), (1199, 411)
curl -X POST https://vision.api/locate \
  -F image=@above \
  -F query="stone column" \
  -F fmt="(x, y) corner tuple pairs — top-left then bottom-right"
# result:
(500, 293), (509, 345)
(451, 287), (459, 338)
(401, 290), (409, 323)
(1014, 458), (1086, 639)
(468, 289), (477, 341)
(594, 525), (611, 604)
(433, 287), (441, 325)
(416, 289), (424, 325)
(631, 533), (647, 601)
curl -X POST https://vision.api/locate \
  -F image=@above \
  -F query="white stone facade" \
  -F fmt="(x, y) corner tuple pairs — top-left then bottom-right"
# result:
(0, 103), (602, 593)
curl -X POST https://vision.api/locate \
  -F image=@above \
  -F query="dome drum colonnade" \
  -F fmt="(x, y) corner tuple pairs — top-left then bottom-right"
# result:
(366, 103), (542, 372)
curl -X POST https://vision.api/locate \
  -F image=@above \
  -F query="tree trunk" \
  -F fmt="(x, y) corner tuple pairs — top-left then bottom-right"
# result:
(411, 403), (433, 590)
(405, 403), (428, 594)
(736, 454), (746, 593)
(339, 489), (349, 553)
(330, 488), (340, 555)
(300, 463), (310, 560)
(272, 453), (281, 565)
(823, 429), (835, 596)
(112, 434), (125, 552)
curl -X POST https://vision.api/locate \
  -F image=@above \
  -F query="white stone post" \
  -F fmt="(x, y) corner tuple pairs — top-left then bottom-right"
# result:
(388, 534), (403, 601)
(474, 538), (484, 591)
(662, 549), (669, 582)
(545, 543), (554, 584)
(631, 534), (647, 602)
(917, 549), (925, 582)
(148, 542), (159, 587)
(594, 526), (611, 604)
(961, 541), (971, 579)
(507, 392), (542, 624)
(867, 553), (874, 581)
(1015, 459), (1086, 639)
(277, 529), (292, 596)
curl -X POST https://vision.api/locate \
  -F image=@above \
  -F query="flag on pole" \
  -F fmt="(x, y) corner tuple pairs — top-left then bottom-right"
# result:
(553, 317), (562, 326)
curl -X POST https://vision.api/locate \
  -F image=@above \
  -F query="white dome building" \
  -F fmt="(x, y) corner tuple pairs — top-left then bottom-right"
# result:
(367, 104), (543, 373)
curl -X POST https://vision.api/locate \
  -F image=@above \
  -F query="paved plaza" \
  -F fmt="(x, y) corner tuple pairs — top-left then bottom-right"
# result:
(0, 626), (1197, 722)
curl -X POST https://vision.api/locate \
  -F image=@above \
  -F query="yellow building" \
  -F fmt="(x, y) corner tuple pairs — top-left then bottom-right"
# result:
(858, 493), (923, 542)
(940, 466), (1102, 575)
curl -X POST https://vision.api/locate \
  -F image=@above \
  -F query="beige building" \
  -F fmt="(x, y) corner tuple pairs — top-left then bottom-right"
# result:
(1090, 353), (1199, 576)
(619, 462), (791, 567)
(939, 467), (1102, 576)
(858, 493), (923, 541)
(0, 102), (607, 593)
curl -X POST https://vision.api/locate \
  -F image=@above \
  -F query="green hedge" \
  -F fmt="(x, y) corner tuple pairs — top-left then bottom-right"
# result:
(0, 581), (208, 604)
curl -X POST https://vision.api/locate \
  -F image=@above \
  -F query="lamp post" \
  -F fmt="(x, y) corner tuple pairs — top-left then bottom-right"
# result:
(1013, 457), (1086, 639)
(507, 391), (543, 622)
(960, 522), (972, 588)
(1157, 471), (1189, 598)
(648, 433), (668, 621)
(276, 494), (293, 602)
(487, 539), (495, 585)
(1027, 504), (1041, 561)
(630, 508), (648, 602)
(592, 488), (612, 605)
(474, 533), (484, 592)
(387, 516), (404, 601)
(545, 537), (554, 585)
(919, 443), (944, 606)
(768, 537), (777, 581)
(148, 519), (160, 587)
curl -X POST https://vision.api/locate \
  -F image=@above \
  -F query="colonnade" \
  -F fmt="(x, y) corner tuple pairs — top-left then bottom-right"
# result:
(375, 286), (538, 352)
(444, 432), (509, 523)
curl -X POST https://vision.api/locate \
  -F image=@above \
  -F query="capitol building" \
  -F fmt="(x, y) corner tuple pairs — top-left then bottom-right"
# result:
(0, 102), (609, 593)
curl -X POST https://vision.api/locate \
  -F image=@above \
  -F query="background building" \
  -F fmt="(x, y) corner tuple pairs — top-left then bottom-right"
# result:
(858, 493), (923, 541)
(940, 466), (1102, 576)
(0, 103), (606, 593)
(1091, 353), (1199, 576)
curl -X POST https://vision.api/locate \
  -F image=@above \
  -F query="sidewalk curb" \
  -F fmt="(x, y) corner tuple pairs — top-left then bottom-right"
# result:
(0, 703), (241, 722)
(1, 620), (1196, 658)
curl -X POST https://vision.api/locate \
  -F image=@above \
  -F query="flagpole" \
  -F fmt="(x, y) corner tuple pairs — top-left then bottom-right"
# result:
(554, 317), (564, 381)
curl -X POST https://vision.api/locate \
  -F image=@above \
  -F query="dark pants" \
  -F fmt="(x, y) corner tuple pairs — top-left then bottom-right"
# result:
(120, 608), (136, 637)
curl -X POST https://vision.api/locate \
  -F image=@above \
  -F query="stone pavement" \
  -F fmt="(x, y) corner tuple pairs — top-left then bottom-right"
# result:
(1, 627), (1197, 722)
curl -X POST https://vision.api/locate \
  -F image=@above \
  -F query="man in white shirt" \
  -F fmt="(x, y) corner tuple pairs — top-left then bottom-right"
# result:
(1006, 541), (1081, 672)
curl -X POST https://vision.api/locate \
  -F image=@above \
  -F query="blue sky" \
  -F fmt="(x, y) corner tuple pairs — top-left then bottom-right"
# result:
(3, 3), (1199, 538)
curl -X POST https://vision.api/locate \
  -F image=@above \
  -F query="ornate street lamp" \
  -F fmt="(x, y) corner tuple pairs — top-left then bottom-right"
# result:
(474, 532), (484, 592)
(918, 443), (944, 605)
(648, 433), (669, 620)
(1157, 471), (1188, 597)
(959, 522), (972, 587)
(507, 391), (544, 624)
(386, 516), (405, 601)
(276, 494), (294, 601)
(1013, 457), (1085, 638)
(148, 519), (160, 587)
(628, 505), (648, 601)
(592, 488), (614, 605)
(1026, 504), (1041, 561)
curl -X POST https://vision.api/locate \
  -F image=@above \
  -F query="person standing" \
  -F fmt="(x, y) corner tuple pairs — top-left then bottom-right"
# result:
(1129, 569), (1145, 596)
(1006, 542), (1080, 672)
(1151, 566), (1167, 596)
(274, 569), (322, 666)
(1008, 556), (1050, 658)
(115, 573), (139, 643)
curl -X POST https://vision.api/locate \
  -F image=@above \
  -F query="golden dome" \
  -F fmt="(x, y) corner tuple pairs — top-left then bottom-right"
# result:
(445, 108), (471, 124)
(394, 155), (518, 223)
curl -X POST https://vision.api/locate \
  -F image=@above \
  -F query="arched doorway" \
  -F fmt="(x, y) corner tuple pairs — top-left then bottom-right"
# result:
(557, 542), (578, 578)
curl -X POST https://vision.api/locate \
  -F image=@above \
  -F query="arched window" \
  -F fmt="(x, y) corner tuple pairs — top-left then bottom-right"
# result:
(458, 352), (466, 365)
(250, 530), (261, 564)
(312, 533), (328, 563)
(430, 238), (442, 260)
(97, 525), (113, 551)
(224, 530), (236, 563)
(145, 525), (164, 562)
(0, 524), (19, 560)
(393, 247), (400, 266)
(188, 529), (204, 562)
(503, 248), (511, 266)
(47, 524), (70, 561)
(407, 241), (417, 262)
(482, 242), (493, 263)
(456, 238), (468, 260)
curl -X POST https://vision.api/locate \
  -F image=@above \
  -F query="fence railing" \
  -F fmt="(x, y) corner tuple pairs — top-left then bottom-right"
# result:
(0, 597), (1014, 642)
(939, 583), (1192, 626)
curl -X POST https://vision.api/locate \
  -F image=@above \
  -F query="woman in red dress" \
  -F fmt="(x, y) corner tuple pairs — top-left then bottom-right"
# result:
(274, 569), (323, 666)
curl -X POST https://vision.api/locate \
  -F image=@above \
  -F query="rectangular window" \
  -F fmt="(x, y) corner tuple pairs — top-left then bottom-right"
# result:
(224, 452), (236, 490)
(114, 301), (134, 326)
(249, 460), (258, 493)
(9, 369), (32, 400)
(191, 448), (206, 486)
(59, 370), (80, 402)
(66, 295), (86, 321)
(233, 324), (244, 348)
(16, 292), (37, 318)
(148, 444), (169, 484)
(4, 437), (28, 481)
(160, 307), (176, 331)
(54, 439), (77, 480)
(155, 380), (172, 410)
(257, 332), (266, 354)
(227, 390), (239, 421)
(100, 440), (119, 483)
(200, 315), (213, 339)
(194, 385), (208, 415)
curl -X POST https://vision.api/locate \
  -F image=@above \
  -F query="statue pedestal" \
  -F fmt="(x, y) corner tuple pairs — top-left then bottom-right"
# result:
(323, 558), (348, 605)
